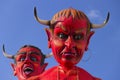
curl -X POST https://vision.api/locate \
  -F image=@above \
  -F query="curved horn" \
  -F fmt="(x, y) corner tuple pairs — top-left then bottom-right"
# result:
(91, 12), (110, 29)
(34, 7), (51, 26)
(45, 52), (53, 58)
(2, 44), (14, 59)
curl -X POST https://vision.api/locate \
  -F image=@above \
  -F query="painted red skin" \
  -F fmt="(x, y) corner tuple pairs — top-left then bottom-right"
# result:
(11, 47), (47, 80)
(27, 16), (101, 80)
(27, 66), (100, 80)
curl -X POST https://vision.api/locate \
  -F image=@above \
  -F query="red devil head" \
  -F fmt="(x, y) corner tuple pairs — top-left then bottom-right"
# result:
(34, 7), (110, 67)
(2, 45), (52, 80)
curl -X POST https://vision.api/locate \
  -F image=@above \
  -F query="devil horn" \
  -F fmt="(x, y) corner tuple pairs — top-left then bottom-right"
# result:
(45, 52), (53, 58)
(91, 12), (110, 29)
(34, 7), (51, 26)
(2, 44), (14, 59)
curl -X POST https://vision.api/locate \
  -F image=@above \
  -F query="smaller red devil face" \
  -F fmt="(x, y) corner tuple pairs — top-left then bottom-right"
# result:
(46, 16), (94, 67)
(11, 47), (47, 80)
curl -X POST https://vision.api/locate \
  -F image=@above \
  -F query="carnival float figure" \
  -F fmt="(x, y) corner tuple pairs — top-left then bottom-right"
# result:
(3, 45), (52, 80)
(27, 7), (110, 80)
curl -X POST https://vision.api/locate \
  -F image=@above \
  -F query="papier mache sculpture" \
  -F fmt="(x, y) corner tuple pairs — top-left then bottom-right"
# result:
(3, 45), (52, 80)
(27, 7), (109, 80)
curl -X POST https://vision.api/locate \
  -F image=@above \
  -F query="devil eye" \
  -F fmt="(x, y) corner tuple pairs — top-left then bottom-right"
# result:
(20, 57), (25, 62)
(31, 57), (37, 62)
(73, 34), (82, 40)
(58, 33), (68, 39)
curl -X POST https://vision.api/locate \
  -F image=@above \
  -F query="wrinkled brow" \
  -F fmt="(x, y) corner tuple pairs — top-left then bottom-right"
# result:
(16, 51), (41, 56)
(29, 52), (41, 55)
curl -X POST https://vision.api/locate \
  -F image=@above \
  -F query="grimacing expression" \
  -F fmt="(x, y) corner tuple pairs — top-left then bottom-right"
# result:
(11, 47), (45, 80)
(47, 16), (94, 67)
(34, 7), (109, 67)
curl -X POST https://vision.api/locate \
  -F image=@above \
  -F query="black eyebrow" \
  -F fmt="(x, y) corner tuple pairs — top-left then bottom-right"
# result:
(15, 52), (41, 57)
(14, 52), (26, 58)
(29, 52), (41, 55)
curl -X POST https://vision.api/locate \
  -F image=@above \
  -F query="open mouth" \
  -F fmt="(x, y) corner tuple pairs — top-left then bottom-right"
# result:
(24, 67), (33, 75)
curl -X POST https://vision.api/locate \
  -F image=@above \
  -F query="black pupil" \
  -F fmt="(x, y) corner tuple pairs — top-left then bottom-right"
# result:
(58, 33), (82, 40)
(20, 57), (37, 62)
(20, 57), (25, 61)
(31, 57), (37, 61)
(74, 35), (81, 40)
(58, 33), (68, 39)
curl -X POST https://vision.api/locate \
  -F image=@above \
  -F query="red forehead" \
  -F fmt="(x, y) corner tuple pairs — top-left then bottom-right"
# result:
(55, 16), (88, 29)
(18, 47), (40, 53)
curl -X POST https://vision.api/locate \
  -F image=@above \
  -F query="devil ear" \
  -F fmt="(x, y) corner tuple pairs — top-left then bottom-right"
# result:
(41, 63), (48, 72)
(45, 28), (52, 48)
(45, 28), (52, 41)
(11, 63), (17, 76)
(85, 31), (94, 51)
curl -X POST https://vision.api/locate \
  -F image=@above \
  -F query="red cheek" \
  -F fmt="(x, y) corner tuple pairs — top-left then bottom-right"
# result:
(51, 39), (64, 54)
(16, 62), (24, 68)
(77, 42), (86, 49)
(53, 39), (63, 47)
(34, 64), (40, 67)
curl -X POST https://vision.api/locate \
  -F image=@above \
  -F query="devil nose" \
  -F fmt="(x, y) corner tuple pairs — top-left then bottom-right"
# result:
(65, 37), (75, 49)
(24, 56), (31, 62)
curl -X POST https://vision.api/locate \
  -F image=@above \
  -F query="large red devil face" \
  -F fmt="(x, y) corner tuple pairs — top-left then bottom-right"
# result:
(11, 47), (47, 80)
(46, 16), (94, 67)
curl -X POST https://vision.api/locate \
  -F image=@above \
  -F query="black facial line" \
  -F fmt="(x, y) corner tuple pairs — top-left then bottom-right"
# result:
(29, 52), (41, 55)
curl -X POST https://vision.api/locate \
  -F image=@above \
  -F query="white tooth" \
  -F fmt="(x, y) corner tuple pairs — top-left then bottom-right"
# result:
(24, 67), (33, 71)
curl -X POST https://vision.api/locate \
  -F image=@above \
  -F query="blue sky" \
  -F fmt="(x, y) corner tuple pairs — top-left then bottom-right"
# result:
(0, 0), (120, 80)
